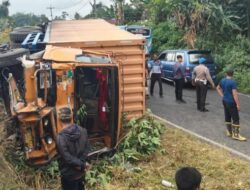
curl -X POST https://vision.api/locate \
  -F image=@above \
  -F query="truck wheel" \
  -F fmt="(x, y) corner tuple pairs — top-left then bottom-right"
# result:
(9, 42), (22, 49)
(0, 48), (29, 68)
(9, 26), (42, 43)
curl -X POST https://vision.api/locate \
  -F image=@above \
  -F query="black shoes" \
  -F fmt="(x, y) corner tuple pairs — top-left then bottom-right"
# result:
(180, 99), (186, 104)
(199, 108), (209, 112)
(176, 99), (186, 103)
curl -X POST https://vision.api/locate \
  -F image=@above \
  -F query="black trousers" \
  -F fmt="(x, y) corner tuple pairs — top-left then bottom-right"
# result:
(223, 101), (240, 125)
(195, 81), (207, 110)
(61, 177), (85, 190)
(174, 78), (184, 100)
(150, 73), (163, 96)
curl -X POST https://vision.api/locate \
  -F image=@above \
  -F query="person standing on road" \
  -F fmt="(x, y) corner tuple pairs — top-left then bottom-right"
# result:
(216, 69), (246, 141)
(192, 57), (215, 112)
(150, 53), (163, 98)
(56, 107), (91, 190)
(173, 55), (186, 103)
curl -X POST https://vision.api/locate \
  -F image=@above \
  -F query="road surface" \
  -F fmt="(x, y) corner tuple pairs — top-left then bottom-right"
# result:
(147, 81), (250, 156)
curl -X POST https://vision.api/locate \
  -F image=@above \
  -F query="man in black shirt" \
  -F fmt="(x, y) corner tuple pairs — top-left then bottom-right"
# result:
(173, 55), (186, 103)
(56, 107), (90, 190)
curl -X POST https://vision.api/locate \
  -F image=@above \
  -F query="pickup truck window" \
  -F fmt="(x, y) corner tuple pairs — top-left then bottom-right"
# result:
(175, 52), (185, 61)
(167, 52), (175, 62)
(189, 53), (213, 64)
(159, 53), (166, 60)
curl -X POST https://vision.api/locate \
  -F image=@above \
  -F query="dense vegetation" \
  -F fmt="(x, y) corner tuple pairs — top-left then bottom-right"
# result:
(94, 0), (250, 92)
(1, 0), (249, 92)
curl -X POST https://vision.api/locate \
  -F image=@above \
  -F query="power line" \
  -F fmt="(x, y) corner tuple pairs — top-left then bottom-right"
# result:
(47, 5), (55, 20)
(55, 0), (85, 10)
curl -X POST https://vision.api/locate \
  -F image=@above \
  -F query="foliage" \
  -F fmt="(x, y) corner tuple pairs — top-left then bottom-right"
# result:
(0, 19), (11, 43)
(10, 13), (48, 27)
(85, 2), (115, 20)
(211, 35), (250, 93)
(151, 21), (185, 53)
(4, 146), (59, 189)
(85, 160), (113, 187)
(116, 115), (164, 161)
(75, 104), (87, 126)
(0, 0), (10, 18)
(85, 114), (164, 188)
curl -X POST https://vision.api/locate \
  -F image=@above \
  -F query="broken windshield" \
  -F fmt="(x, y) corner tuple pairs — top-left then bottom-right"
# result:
(75, 54), (111, 64)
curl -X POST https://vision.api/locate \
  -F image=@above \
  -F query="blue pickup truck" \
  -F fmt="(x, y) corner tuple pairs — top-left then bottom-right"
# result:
(148, 50), (216, 83)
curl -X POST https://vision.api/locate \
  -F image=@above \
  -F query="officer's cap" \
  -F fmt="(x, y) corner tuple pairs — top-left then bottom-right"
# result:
(199, 57), (206, 64)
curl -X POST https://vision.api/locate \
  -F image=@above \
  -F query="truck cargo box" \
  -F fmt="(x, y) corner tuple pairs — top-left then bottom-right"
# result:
(44, 19), (146, 119)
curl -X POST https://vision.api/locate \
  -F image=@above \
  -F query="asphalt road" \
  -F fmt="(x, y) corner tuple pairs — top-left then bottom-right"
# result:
(147, 81), (250, 157)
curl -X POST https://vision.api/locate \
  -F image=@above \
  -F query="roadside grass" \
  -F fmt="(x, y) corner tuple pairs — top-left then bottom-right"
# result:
(99, 124), (250, 190)
(1, 112), (250, 189)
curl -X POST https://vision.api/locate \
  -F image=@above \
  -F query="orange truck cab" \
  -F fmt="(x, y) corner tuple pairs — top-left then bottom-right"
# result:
(8, 46), (121, 165)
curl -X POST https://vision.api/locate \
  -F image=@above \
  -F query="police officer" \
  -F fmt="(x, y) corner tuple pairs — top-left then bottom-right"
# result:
(216, 69), (246, 141)
(173, 55), (186, 103)
(192, 57), (215, 112)
(150, 53), (163, 97)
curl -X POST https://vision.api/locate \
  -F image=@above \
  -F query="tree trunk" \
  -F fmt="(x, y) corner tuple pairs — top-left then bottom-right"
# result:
(113, 0), (124, 25)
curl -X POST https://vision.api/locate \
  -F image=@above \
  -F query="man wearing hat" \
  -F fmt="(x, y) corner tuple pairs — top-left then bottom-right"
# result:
(192, 57), (215, 112)
(216, 69), (246, 141)
(56, 107), (91, 190)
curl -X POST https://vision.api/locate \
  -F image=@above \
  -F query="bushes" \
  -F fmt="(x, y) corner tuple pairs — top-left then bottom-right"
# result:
(85, 114), (164, 188)
(151, 21), (185, 53)
(152, 20), (250, 93)
(212, 35), (250, 92)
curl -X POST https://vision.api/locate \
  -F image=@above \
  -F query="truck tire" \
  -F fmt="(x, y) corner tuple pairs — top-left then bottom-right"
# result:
(9, 42), (22, 49)
(9, 26), (42, 43)
(0, 48), (29, 68)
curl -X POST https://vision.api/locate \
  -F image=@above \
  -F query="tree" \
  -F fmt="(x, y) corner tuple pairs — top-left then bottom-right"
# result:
(112, 0), (125, 24)
(10, 13), (49, 27)
(148, 0), (242, 48)
(61, 11), (69, 20)
(0, 0), (10, 18)
(85, 2), (115, 19)
(74, 12), (81, 20)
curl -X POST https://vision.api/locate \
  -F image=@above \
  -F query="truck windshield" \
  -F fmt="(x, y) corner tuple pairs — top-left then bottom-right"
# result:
(127, 28), (151, 37)
(75, 54), (111, 64)
(189, 52), (214, 64)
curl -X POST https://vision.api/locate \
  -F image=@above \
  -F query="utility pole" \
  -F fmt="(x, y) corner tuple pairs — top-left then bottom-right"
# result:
(90, 0), (97, 18)
(47, 5), (55, 20)
(93, 0), (97, 18)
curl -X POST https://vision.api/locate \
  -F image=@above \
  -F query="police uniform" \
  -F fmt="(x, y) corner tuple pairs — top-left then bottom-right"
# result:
(192, 58), (214, 112)
(173, 61), (186, 102)
(150, 60), (163, 97)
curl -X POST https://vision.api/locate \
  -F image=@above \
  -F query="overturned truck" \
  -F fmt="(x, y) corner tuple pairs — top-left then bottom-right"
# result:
(0, 19), (146, 166)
